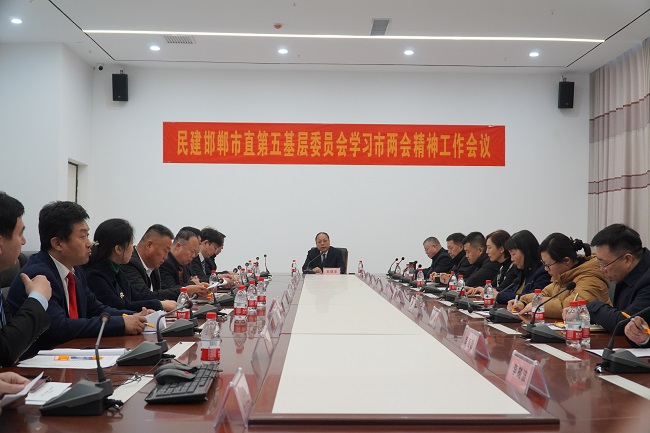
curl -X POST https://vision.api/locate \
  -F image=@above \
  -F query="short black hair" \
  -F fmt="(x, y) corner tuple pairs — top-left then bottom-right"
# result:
(174, 228), (199, 243)
(315, 232), (330, 242)
(462, 232), (486, 249)
(591, 223), (643, 259)
(140, 224), (174, 243)
(0, 192), (24, 238)
(423, 237), (440, 246)
(539, 233), (591, 262)
(38, 201), (89, 251)
(446, 233), (465, 245)
(505, 230), (542, 272)
(180, 226), (201, 238)
(200, 227), (225, 246)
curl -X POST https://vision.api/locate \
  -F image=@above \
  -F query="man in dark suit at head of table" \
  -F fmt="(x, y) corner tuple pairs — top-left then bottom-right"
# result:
(7, 200), (147, 358)
(302, 232), (346, 274)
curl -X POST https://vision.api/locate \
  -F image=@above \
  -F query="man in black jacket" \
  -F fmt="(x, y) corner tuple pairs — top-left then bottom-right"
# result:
(440, 233), (475, 284)
(0, 192), (51, 367)
(159, 229), (208, 296)
(462, 232), (500, 287)
(588, 224), (650, 335)
(422, 236), (452, 279)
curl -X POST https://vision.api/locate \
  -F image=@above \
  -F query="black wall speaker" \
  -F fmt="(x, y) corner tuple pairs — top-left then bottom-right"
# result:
(112, 74), (128, 102)
(558, 81), (574, 109)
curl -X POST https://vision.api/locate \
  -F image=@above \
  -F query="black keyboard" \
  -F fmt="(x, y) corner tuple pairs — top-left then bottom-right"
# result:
(145, 364), (218, 404)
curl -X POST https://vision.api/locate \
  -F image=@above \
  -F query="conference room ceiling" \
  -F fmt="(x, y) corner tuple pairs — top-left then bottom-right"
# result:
(2, 0), (649, 74)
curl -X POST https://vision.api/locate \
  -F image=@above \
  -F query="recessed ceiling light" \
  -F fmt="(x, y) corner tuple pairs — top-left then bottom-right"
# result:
(278, 48), (288, 54)
(11, 18), (22, 24)
(529, 51), (540, 57)
(404, 50), (414, 56)
(150, 45), (161, 51)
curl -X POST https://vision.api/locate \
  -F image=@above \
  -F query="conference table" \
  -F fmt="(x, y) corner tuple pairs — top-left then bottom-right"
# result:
(3, 273), (650, 433)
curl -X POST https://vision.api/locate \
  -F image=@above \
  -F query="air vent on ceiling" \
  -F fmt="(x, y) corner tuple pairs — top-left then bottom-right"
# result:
(370, 19), (390, 36)
(164, 35), (196, 45)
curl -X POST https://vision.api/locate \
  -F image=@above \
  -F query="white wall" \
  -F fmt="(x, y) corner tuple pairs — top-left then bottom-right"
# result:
(0, 43), (92, 250)
(0, 44), (590, 272)
(89, 65), (589, 273)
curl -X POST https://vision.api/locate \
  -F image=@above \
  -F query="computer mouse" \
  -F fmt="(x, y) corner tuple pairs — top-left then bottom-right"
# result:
(154, 363), (197, 375)
(154, 368), (196, 385)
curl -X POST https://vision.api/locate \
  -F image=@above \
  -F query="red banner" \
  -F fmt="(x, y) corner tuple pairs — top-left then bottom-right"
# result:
(162, 122), (505, 166)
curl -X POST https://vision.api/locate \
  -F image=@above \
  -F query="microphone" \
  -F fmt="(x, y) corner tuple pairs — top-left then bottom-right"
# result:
(392, 257), (405, 279)
(41, 312), (117, 416)
(488, 278), (523, 323)
(600, 304), (650, 373)
(524, 282), (576, 343)
(259, 254), (271, 278)
(303, 250), (324, 274)
(387, 257), (398, 276)
(95, 313), (112, 395)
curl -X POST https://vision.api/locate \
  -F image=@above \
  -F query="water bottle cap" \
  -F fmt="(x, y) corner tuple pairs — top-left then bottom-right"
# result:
(206, 312), (217, 320)
(570, 300), (578, 306)
(258, 277), (264, 281)
(238, 285), (245, 290)
(211, 270), (216, 274)
(458, 274), (463, 278)
(534, 288), (541, 293)
(180, 287), (188, 292)
(485, 280), (491, 284)
(578, 299), (587, 305)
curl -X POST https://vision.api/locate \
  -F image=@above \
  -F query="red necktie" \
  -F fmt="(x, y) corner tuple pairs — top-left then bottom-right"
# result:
(67, 272), (79, 319)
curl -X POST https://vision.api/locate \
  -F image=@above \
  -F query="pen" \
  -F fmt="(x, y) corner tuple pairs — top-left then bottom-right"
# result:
(55, 355), (103, 360)
(123, 313), (154, 327)
(624, 312), (650, 334)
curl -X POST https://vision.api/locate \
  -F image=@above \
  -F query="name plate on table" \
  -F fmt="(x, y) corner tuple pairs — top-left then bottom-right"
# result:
(428, 306), (449, 332)
(214, 367), (253, 428)
(323, 268), (340, 274)
(260, 324), (274, 354)
(505, 350), (550, 398)
(407, 295), (419, 313)
(461, 325), (490, 359)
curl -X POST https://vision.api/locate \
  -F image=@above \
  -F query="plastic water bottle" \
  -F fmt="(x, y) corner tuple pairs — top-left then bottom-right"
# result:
(416, 266), (425, 289)
(565, 300), (582, 349)
(291, 260), (298, 276)
(200, 312), (220, 363)
(448, 271), (457, 291)
(234, 285), (247, 321)
(578, 299), (591, 347)
(247, 281), (258, 314)
(483, 280), (495, 307)
(253, 262), (261, 279)
(394, 261), (402, 276)
(176, 287), (191, 320)
(531, 289), (544, 322)
(456, 274), (465, 296)
(257, 277), (266, 307)
(357, 260), (364, 275)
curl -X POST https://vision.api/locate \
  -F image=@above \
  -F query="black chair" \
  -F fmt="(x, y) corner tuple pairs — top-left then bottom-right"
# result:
(336, 247), (348, 274)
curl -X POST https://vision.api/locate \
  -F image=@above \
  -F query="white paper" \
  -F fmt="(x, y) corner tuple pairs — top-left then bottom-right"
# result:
(488, 323), (522, 335)
(600, 375), (650, 400)
(25, 382), (71, 406)
(110, 375), (154, 403)
(144, 310), (167, 333)
(166, 341), (196, 358)
(0, 373), (43, 407)
(530, 343), (581, 361)
(37, 348), (127, 357)
(17, 356), (122, 369)
(459, 310), (484, 319)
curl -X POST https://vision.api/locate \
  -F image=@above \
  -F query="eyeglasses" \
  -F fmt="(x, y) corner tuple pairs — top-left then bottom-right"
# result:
(542, 260), (559, 269)
(596, 253), (627, 270)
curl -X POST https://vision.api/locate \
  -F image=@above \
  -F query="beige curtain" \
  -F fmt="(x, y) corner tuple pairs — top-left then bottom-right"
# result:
(588, 38), (650, 243)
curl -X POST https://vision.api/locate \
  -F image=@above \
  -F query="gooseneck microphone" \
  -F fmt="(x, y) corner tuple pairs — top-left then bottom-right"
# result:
(523, 282), (576, 343)
(600, 304), (650, 373)
(304, 251), (325, 274)
(95, 313), (112, 395)
(387, 258), (399, 276)
(41, 312), (118, 416)
(260, 254), (271, 278)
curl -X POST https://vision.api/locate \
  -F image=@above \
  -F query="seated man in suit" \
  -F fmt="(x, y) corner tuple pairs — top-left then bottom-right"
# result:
(0, 192), (51, 367)
(587, 223), (650, 334)
(462, 231), (501, 287)
(7, 201), (146, 359)
(302, 232), (346, 274)
(159, 228), (209, 296)
(422, 236), (452, 279)
(190, 227), (235, 287)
